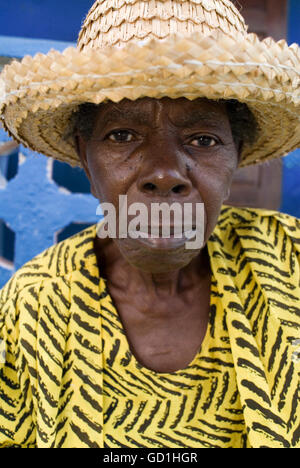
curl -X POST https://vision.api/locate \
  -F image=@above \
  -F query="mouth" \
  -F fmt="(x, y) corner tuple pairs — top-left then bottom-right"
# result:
(129, 225), (197, 236)
(127, 226), (198, 250)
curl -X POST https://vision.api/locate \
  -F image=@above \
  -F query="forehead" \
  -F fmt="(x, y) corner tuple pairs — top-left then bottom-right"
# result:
(94, 97), (228, 127)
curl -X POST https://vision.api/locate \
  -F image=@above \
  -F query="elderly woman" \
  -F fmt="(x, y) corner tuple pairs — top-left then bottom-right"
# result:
(0, 0), (299, 449)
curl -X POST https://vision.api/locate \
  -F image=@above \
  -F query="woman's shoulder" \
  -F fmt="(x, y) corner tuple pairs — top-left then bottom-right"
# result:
(220, 204), (300, 225)
(0, 223), (102, 384)
(0, 223), (98, 322)
(219, 205), (300, 248)
(213, 204), (300, 296)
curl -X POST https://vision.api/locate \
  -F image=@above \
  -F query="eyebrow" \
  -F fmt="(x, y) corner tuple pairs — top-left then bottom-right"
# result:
(100, 107), (224, 128)
(171, 110), (224, 128)
(101, 108), (151, 127)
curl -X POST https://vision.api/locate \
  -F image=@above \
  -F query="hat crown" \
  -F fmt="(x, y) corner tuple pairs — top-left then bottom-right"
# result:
(77, 0), (248, 51)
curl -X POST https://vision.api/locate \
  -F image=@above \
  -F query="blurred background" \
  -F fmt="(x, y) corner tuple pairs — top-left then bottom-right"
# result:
(0, 0), (299, 287)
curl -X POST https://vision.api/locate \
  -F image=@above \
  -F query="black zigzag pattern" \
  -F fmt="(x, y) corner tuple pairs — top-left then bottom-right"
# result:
(0, 206), (299, 447)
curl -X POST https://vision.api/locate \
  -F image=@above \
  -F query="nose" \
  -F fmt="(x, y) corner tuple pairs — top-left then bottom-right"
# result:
(137, 137), (193, 198)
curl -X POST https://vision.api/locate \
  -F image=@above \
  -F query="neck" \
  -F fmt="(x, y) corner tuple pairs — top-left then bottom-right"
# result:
(94, 237), (211, 299)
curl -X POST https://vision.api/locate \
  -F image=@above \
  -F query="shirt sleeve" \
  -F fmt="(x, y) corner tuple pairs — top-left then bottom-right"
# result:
(0, 284), (36, 448)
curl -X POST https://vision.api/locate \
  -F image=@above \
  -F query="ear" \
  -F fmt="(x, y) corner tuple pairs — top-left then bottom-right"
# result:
(75, 133), (97, 198)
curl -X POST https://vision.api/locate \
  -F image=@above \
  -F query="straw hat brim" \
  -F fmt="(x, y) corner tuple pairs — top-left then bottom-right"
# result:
(0, 30), (300, 168)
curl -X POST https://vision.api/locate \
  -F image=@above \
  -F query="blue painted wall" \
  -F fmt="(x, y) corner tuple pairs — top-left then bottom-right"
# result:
(279, 0), (300, 218)
(0, 0), (93, 42)
(0, 35), (75, 58)
(0, 145), (99, 287)
(287, 0), (300, 42)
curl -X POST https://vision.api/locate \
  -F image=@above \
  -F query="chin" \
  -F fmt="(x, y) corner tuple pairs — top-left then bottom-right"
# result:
(117, 238), (201, 273)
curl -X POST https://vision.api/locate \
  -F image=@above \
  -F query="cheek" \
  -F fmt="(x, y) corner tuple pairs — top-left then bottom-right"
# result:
(192, 156), (237, 239)
(86, 152), (110, 201)
(86, 150), (136, 203)
(194, 159), (236, 203)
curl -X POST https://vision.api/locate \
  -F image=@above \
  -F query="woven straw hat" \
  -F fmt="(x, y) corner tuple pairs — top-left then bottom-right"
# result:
(0, 0), (300, 168)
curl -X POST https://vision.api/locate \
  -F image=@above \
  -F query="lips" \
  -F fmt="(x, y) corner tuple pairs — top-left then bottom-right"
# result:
(129, 225), (196, 237)
(127, 227), (198, 251)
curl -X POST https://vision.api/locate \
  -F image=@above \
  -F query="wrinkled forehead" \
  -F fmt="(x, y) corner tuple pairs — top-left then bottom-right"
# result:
(93, 96), (229, 128)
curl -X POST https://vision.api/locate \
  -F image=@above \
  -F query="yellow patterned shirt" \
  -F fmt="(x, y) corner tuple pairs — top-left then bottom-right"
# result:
(0, 206), (299, 448)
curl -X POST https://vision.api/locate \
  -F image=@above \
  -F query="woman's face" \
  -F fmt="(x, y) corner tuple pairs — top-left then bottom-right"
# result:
(77, 97), (239, 273)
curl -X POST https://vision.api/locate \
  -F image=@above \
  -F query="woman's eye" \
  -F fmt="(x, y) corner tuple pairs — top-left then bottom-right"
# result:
(190, 135), (218, 147)
(105, 130), (218, 147)
(107, 130), (134, 143)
